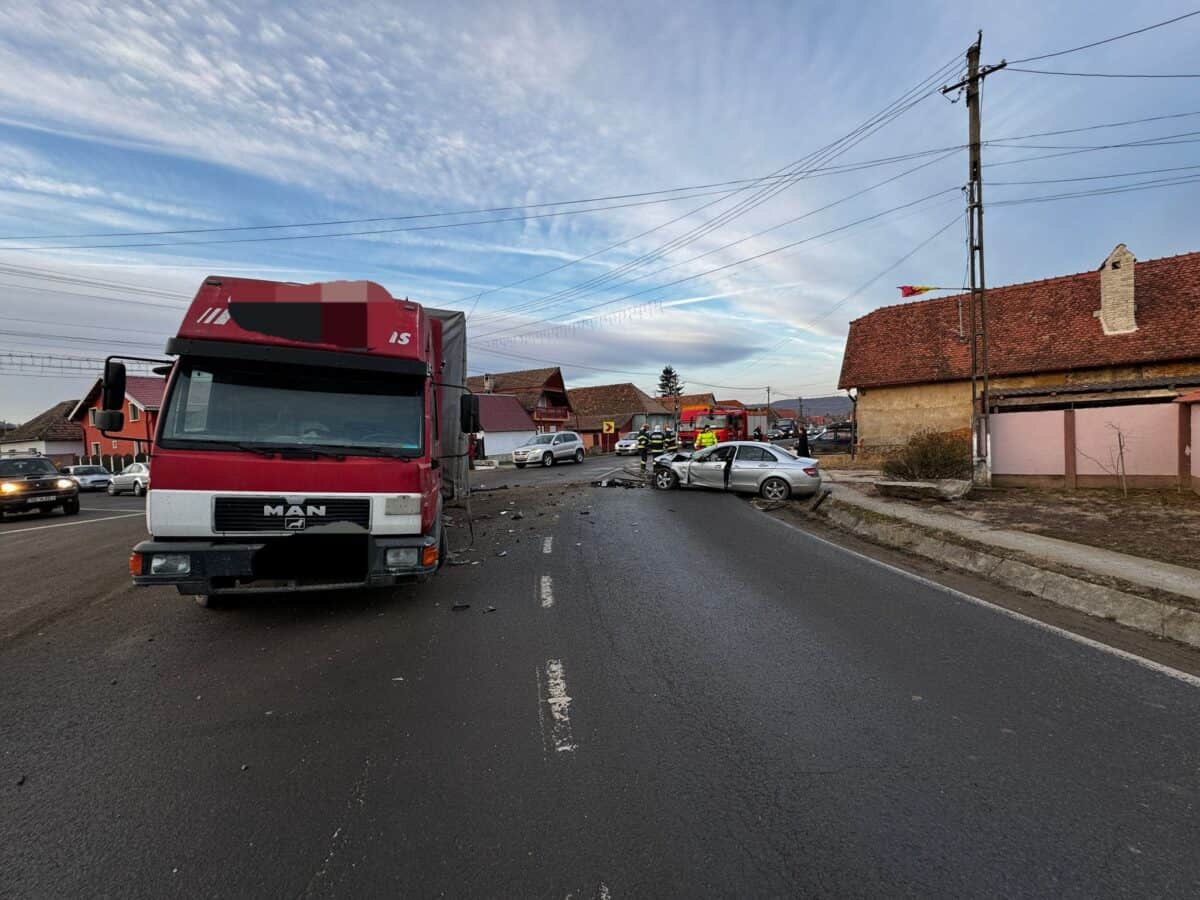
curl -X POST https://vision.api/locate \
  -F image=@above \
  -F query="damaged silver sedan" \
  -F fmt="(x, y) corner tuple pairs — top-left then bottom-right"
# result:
(652, 441), (821, 501)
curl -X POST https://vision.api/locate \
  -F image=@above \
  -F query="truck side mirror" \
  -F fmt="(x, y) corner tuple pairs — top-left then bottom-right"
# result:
(96, 410), (125, 431)
(460, 394), (480, 434)
(102, 360), (127, 411)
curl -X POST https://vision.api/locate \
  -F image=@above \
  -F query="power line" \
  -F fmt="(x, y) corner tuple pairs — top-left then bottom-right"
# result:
(989, 163), (1200, 185)
(472, 186), (959, 344)
(992, 172), (1200, 205)
(1007, 67), (1200, 78)
(464, 53), (965, 322)
(1008, 10), (1200, 64)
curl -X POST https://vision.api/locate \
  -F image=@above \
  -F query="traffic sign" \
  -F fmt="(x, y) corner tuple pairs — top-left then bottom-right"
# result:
(602, 420), (615, 434)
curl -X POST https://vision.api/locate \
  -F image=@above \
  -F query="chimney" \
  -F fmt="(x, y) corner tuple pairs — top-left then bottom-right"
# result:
(483, 374), (495, 394)
(1095, 244), (1137, 335)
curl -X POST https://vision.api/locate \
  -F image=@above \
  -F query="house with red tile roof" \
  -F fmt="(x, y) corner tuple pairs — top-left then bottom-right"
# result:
(839, 245), (1200, 449)
(567, 383), (671, 451)
(0, 401), (82, 465)
(475, 394), (537, 460)
(70, 376), (166, 461)
(466, 367), (572, 433)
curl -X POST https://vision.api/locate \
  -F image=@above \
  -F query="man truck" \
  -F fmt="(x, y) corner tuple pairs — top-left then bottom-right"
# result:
(95, 276), (477, 607)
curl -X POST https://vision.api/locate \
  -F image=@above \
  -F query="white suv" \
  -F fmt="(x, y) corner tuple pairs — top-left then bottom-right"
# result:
(512, 432), (586, 468)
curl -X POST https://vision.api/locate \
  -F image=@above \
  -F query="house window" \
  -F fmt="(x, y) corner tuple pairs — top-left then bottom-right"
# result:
(88, 409), (97, 426)
(129, 404), (140, 422)
(91, 442), (101, 456)
(112, 440), (119, 449)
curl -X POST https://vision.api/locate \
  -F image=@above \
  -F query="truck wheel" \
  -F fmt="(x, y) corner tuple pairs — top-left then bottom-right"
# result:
(133, 481), (145, 497)
(760, 477), (791, 501)
(62, 498), (80, 516)
(541, 452), (554, 467)
(654, 469), (678, 490)
(574, 449), (584, 464)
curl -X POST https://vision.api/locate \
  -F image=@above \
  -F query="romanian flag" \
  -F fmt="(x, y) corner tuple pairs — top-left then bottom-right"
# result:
(898, 285), (948, 298)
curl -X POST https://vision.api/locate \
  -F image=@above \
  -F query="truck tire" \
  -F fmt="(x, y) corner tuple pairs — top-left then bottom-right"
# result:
(574, 449), (584, 464)
(541, 452), (554, 467)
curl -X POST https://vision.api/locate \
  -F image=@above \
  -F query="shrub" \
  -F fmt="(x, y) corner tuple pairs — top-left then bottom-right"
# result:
(881, 429), (972, 480)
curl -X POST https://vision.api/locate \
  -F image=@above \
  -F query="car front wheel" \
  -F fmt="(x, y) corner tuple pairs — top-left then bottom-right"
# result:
(760, 477), (791, 501)
(653, 468), (678, 490)
(541, 452), (554, 467)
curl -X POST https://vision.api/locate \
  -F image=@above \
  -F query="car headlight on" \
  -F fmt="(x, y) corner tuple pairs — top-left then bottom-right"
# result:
(149, 553), (191, 576)
(56, 478), (75, 489)
(0, 482), (17, 493)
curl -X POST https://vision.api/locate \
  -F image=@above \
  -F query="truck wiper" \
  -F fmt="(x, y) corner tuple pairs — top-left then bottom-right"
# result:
(308, 444), (410, 459)
(279, 446), (346, 461)
(234, 443), (279, 458)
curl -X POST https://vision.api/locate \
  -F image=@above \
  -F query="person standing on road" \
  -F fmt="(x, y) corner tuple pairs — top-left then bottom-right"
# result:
(636, 423), (651, 472)
(794, 427), (809, 458)
(752, 425), (764, 442)
(694, 424), (718, 451)
(649, 426), (666, 457)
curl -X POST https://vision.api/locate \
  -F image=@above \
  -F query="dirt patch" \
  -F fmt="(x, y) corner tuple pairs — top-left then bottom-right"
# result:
(879, 486), (1200, 571)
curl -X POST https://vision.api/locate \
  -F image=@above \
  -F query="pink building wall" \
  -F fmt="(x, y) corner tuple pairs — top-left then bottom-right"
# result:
(991, 410), (1065, 475)
(1193, 405), (1199, 479)
(1075, 404), (1178, 476)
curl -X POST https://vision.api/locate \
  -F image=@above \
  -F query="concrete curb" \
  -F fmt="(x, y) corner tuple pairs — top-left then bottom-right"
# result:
(820, 500), (1200, 649)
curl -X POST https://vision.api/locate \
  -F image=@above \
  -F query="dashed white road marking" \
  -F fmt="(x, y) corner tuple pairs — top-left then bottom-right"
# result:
(0, 513), (142, 538)
(542, 536), (553, 555)
(542, 659), (577, 753)
(540, 575), (555, 608)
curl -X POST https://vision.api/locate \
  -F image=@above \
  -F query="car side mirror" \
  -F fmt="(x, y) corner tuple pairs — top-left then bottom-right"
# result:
(96, 409), (124, 431)
(101, 359), (127, 411)
(460, 394), (480, 434)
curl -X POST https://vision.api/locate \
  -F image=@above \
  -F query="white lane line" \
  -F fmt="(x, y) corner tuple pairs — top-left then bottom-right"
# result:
(543, 536), (553, 555)
(759, 512), (1200, 689)
(0, 513), (143, 538)
(540, 575), (555, 608)
(543, 659), (577, 753)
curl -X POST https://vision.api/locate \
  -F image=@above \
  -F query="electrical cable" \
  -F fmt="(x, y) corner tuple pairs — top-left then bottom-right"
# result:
(1007, 67), (1200, 78)
(1008, 10), (1200, 64)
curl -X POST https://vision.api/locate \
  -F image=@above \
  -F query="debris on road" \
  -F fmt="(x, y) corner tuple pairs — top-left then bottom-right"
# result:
(391, 677), (405, 682)
(485, 605), (497, 613)
(496, 550), (508, 557)
(580, 510), (590, 516)
(595, 477), (646, 489)
(240, 764), (250, 772)
(452, 602), (471, 611)
(511, 512), (524, 520)
(16, 774), (26, 786)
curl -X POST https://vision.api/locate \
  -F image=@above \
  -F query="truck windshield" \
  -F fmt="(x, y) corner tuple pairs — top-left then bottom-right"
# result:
(160, 360), (424, 456)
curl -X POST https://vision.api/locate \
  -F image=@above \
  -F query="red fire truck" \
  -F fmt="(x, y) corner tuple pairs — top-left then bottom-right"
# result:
(677, 404), (749, 448)
(95, 276), (476, 607)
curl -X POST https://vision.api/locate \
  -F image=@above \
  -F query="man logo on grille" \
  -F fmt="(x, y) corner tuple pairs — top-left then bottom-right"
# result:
(264, 504), (327, 530)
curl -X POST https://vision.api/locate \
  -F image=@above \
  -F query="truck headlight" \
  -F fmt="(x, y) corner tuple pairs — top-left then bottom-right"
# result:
(0, 482), (17, 494)
(385, 548), (418, 568)
(56, 478), (75, 489)
(150, 553), (191, 576)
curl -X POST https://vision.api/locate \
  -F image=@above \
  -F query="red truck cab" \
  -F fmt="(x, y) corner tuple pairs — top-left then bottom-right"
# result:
(97, 276), (473, 606)
(677, 405), (749, 448)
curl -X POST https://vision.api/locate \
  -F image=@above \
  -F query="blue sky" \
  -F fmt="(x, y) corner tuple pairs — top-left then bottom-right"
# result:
(1, 0), (1198, 421)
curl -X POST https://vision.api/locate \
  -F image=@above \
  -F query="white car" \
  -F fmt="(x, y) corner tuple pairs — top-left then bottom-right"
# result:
(61, 464), (113, 491)
(512, 432), (586, 468)
(614, 432), (640, 455)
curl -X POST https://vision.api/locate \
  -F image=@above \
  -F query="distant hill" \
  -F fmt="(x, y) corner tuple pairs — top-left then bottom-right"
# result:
(771, 395), (851, 418)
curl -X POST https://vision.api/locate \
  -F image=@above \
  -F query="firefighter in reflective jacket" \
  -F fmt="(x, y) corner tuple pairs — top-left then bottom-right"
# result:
(636, 423), (651, 471)
(648, 427), (666, 456)
(694, 424), (718, 450)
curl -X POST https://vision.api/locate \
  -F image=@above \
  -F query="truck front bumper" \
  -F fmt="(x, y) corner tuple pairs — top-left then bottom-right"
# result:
(130, 530), (442, 596)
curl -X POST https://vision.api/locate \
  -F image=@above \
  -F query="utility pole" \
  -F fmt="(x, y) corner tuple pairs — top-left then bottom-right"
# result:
(942, 32), (1005, 485)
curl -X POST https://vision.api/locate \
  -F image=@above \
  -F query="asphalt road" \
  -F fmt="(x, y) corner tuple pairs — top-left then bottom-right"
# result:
(2, 483), (1199, 897)
(471, 452), (632, 489)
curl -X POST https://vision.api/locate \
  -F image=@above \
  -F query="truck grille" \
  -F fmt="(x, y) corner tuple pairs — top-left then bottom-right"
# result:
(213, 496), (371, 533)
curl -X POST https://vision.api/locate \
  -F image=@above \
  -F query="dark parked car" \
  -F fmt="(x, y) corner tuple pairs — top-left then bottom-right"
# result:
(809, 428), (854, 454)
